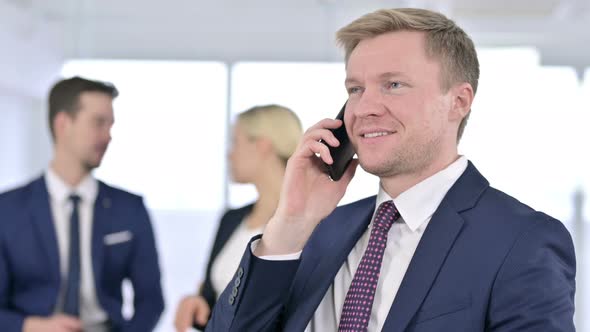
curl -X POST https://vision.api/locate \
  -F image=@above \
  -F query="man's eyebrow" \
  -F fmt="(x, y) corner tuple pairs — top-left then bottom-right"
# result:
(345, 71), (409, 85)
(378, 71), (408, 80)
(344, 77), (359, 86)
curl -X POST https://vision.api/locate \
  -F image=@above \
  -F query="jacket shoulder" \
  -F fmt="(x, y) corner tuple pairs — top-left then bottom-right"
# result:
(98, 180), (144, 203)
(466, 185), (570, 247)
(0, 177), (40, 207)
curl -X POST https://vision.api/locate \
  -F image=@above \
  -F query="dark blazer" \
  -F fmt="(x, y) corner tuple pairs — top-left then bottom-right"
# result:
(206, 162), (576, 331)
(194, 203), (254, 330)
(0, 176), (164, 332)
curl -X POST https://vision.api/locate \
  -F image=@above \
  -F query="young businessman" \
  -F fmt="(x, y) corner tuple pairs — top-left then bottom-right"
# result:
(206, 8), (575, 332)
(0, 77), (164, 332)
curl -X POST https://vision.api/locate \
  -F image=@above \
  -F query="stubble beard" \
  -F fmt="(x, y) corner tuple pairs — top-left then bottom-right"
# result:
(358, 134), (442, 179)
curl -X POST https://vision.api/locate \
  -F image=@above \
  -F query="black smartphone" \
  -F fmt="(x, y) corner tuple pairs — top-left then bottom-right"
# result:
(322, 102), (355, 181)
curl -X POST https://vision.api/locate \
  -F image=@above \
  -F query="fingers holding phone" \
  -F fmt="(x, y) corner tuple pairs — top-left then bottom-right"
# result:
(256, 103), (358, 255)
(289, 103), (355, 175)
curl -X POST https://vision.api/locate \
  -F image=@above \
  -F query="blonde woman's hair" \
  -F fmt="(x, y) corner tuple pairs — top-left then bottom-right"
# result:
(237, 104), (303, 164)
(336, 8), (479, 141)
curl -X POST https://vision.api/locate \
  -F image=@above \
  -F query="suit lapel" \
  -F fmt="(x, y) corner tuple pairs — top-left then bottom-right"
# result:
(382, 162), (489, 331)
(381, 202), (464, 331)
(91, 182), (112, 287)
(30, 176), (61, 282)
(284, 196), (376, 330)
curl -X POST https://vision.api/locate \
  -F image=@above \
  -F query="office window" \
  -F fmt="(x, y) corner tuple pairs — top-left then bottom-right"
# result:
(462, 48), (582, 224)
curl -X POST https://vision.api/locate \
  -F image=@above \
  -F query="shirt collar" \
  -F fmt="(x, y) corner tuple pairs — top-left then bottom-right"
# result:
(375, 156), (468, 232)
(45, 167), (99, 205)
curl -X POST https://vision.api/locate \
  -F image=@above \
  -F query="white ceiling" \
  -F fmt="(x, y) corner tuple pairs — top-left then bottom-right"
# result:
(3, 0), (590, 87)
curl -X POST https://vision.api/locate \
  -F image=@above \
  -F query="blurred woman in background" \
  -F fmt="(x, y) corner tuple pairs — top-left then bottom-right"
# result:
(174, 104), (303, 331)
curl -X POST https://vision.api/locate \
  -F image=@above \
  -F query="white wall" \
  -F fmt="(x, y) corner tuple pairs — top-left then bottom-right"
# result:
(0, 0), (63, 191)
(0, 1), (64, 98)
(0, 94), (51, 192)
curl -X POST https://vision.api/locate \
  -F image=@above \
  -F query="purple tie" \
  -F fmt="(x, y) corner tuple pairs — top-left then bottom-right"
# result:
(338, 200), (400, 332)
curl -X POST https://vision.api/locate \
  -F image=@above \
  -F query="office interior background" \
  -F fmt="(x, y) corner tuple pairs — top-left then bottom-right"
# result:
(1, 0), (589, 330)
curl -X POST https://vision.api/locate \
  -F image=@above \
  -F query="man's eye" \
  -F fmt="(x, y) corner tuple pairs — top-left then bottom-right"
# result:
(388, 82), (402, 89)
(348, 87), (363, 94)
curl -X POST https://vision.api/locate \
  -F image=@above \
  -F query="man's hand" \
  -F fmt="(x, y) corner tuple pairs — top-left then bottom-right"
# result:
(174, 295), (211, 332)
(23, 314), (82, 332)
(257, 118), (358, 255)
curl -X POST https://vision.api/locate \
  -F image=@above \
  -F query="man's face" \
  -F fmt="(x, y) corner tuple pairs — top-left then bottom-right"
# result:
(61, 91), (114, 171)
(344, 30), (457, 179)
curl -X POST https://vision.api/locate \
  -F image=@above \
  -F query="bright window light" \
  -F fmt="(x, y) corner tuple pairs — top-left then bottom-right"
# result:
(461, 48), (582, 222)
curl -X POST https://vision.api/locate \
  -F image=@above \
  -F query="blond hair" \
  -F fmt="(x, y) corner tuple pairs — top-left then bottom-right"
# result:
(336, 8), (479, 141)
(237, 104), (303, 163)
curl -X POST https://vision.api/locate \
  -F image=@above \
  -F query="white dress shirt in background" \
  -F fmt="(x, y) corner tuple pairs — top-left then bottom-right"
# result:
(45, 168), (108, 329)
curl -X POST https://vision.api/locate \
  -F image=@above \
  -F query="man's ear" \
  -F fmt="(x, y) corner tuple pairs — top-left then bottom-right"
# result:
(449, 82), (474, 122)
(53, 112), (71, 140)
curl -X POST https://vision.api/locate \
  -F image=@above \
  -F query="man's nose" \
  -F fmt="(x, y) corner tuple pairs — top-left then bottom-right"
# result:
(352, 87), (386, 117)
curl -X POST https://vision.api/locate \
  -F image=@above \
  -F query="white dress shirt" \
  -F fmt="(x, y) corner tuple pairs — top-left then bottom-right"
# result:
(254, 156), (466, 331)
(211, 222), (264, 296)
(45, 168), (108, 328)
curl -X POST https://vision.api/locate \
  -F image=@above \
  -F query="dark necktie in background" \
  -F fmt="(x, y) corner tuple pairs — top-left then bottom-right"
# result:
(63, 194), (81, 316)
(338, 200), (400, 332)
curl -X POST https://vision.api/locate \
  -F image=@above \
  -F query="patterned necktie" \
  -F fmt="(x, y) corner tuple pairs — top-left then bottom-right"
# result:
(338, 200), (400, 332)
(63, 194), (81, 316)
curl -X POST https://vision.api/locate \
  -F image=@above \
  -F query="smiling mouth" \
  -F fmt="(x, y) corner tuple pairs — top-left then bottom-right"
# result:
(362, 131), (392, 138)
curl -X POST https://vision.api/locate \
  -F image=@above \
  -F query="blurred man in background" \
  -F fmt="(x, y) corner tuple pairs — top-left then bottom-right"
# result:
(0, 76), (164, 332)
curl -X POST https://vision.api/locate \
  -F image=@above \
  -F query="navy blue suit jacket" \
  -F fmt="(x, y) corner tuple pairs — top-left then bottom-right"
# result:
(207, 162), (576, 331)
(0, 176), (164, 332)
